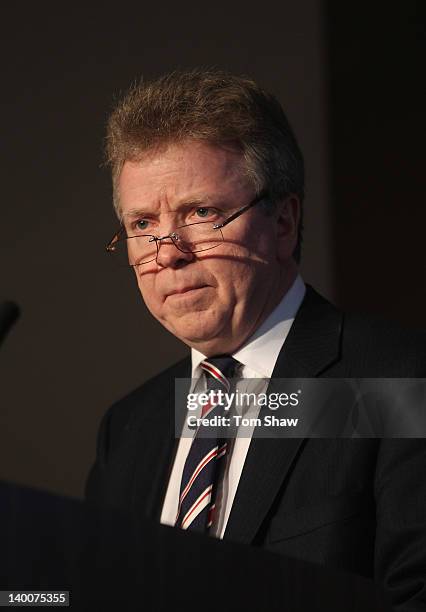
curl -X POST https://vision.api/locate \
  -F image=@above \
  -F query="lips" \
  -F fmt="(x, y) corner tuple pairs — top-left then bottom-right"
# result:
(165, 285), (208, 298)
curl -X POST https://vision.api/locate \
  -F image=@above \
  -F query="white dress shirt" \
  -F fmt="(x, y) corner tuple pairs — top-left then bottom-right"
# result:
(160, 274), (306, 537)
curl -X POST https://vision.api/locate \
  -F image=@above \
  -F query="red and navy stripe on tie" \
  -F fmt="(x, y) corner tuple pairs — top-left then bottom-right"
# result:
(175, 356), (238, 532)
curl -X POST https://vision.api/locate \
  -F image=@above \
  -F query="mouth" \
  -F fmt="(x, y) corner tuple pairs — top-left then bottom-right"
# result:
(165, 285), (209, 298)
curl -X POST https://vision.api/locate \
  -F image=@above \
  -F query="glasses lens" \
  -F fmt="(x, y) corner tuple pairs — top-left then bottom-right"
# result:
(173, 223), (223, 253)
(107, 224), (223, 266)
(108, 235), (157, 267)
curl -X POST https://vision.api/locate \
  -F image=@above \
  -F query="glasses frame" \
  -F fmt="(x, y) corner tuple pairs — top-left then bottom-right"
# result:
(106, 190), (268, 266)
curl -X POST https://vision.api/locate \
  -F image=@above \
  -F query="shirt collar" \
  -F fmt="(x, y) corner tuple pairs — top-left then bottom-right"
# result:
(191, 274), (306, 379)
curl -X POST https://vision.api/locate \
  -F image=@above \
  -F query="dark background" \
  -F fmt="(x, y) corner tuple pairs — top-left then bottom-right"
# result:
(0, 2), (424, 498)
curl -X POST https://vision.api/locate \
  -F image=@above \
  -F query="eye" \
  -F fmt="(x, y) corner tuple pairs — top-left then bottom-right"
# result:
(134, 219), (149, 231)
(195, 207), (213, 219)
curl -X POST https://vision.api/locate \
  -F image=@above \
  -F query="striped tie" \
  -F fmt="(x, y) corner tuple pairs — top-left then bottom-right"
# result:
(175, 356), (239, 532)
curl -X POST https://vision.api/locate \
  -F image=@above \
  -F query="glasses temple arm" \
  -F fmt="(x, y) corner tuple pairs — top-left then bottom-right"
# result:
(213, 191), (268, 229)
(106, 225), (126, 251)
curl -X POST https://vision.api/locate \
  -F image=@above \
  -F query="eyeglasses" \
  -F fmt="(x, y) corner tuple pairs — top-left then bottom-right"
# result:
(106, 191), (268, 267)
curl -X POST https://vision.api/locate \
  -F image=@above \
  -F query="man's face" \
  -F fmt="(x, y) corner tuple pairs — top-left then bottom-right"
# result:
(117, 141), (298, 355)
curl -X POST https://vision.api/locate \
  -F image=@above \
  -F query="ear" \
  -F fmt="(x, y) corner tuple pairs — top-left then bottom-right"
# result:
(276, 195), (300, 263)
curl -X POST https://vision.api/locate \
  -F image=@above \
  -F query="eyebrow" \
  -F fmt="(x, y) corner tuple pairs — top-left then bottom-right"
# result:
(121, 195), (221, 219)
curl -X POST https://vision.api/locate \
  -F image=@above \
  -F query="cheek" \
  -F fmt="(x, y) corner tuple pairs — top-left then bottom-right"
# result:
(246, 230), (276, 260)
(221, 239), (276, 299)
(207, 256), (253, 303)
(134, 268), (161, 312)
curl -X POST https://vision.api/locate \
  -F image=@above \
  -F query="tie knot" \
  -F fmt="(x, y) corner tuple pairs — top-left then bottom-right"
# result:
(201, 355), (239, 391)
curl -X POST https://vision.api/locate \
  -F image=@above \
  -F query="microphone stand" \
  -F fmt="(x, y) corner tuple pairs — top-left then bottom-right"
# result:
(0, 300), (20, 347)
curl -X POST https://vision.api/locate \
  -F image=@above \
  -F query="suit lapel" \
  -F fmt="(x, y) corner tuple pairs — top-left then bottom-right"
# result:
(223, 285), (343, 544)
(130, 358), (191, 521)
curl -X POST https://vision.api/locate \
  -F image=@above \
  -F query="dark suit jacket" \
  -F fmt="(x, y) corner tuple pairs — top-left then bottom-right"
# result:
(86, 285), (426, 610)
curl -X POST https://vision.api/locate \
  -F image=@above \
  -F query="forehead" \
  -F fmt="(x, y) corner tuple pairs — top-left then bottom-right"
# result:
(117, 141), (249, 214)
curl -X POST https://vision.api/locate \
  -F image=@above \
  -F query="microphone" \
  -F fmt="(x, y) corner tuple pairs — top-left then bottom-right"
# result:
(0, 300), (20, 347)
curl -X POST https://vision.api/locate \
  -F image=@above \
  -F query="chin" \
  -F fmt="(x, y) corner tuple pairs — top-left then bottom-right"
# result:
(165, 315), (228, 348)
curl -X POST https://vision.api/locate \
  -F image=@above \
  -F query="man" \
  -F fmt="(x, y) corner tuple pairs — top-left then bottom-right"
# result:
(86, 70), (426, 608)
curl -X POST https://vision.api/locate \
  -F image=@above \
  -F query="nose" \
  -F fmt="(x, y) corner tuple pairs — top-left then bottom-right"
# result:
(155, 234), (195, 269)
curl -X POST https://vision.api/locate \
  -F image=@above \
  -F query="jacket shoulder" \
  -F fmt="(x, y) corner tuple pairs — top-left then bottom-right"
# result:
(341, 310), (426, 376)
(304, 285), (426, 375)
